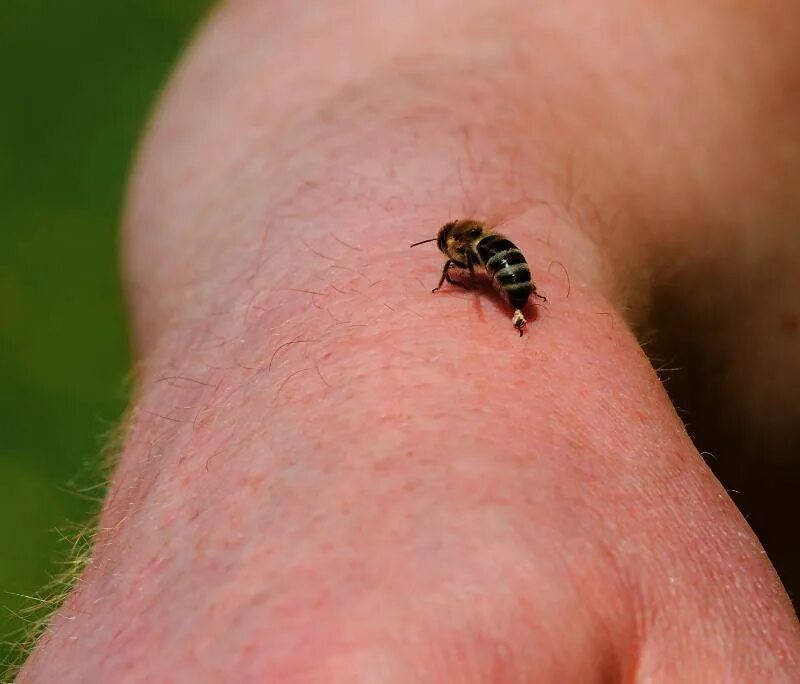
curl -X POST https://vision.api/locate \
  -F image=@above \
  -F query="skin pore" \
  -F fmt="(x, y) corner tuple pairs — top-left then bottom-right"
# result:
(20, 1), (800, 681)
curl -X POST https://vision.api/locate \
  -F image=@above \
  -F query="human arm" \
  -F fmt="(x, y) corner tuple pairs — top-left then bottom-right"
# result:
(21, 1), (800, 680)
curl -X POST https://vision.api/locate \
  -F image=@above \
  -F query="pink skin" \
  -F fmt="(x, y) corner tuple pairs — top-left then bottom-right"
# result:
(20, 1), (800, 681)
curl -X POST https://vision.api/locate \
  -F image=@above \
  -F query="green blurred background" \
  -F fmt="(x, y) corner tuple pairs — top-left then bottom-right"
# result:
(0, 0), (213, 670)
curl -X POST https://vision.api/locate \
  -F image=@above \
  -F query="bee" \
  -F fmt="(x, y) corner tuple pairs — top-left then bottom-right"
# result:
(410, 219), (544, 336)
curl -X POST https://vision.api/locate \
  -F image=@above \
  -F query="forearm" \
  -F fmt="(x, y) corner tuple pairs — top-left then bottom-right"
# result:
(23, 1), (800, 681)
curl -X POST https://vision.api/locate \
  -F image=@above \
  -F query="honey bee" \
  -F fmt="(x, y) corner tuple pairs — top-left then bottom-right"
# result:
(411, 219), (544, 336)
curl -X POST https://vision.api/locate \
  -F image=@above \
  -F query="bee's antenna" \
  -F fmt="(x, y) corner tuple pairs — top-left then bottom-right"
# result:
(409, 237), (437, 248)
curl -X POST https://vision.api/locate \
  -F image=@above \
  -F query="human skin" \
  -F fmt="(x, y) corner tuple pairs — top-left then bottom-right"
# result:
(20, 1), (800, 681)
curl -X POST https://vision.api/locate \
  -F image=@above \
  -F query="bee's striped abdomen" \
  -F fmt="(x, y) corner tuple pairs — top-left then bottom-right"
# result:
(475, 235), (532, 309)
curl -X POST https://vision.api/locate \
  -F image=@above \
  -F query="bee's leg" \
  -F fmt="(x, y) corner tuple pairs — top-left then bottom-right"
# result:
(445, 272), (470, 289)
(531, 282), (547, 302)
(433, 260), (470, 293)
(465, 250), (478, 289)
(432, 260), (454, 293)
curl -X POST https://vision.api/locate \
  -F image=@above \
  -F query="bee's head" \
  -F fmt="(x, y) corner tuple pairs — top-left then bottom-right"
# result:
(410, 219), (473, 254)
(437, 221), (457, 253)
